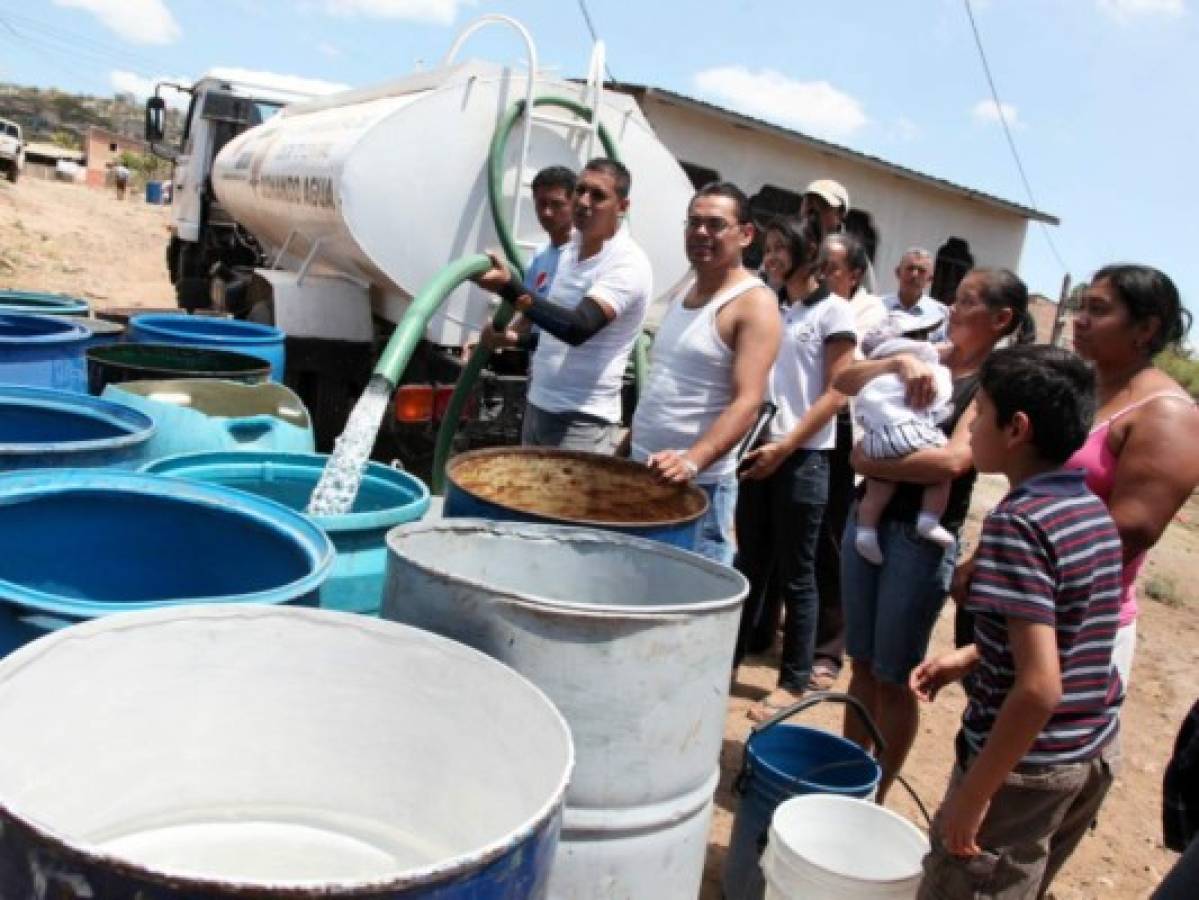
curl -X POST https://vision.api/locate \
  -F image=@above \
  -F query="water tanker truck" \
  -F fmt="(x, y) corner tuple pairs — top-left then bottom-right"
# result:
(145, 16), (695, 481)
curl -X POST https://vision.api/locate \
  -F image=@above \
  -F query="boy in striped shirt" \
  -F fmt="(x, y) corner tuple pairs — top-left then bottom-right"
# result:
(912, 345), (1123, 899)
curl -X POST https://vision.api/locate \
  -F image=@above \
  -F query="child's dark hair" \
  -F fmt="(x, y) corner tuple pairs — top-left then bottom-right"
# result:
(978, 345), (1096, 464)
(1092, 264), (1191, 355)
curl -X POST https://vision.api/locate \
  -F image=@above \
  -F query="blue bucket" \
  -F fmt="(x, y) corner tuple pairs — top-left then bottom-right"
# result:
(0, 470), (334, 655)
(129, 314), (286, 381)
(145, 180), (163, 204)
(444, 447), (709, 551)
(0, 313), (91, 392)
(0, 290), (90, 317)
(0, 385), (155, 471)
(723, 693), (884, 900)
(144, 451), (431, 615)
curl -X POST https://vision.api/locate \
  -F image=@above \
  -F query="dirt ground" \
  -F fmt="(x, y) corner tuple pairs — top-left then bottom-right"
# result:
(3, 176), (1196, 898)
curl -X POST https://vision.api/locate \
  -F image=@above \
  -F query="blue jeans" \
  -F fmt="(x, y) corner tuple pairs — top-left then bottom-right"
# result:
(695, 477), (738, 566)
(733, 449), (829, 690)
(842, 506), (957, 684)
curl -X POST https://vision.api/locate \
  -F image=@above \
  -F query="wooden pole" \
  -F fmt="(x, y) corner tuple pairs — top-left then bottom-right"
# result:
(1049, 273), (1072, 347)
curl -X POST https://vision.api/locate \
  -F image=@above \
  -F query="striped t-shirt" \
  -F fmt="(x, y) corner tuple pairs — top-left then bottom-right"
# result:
(963, 468), (1123, 765)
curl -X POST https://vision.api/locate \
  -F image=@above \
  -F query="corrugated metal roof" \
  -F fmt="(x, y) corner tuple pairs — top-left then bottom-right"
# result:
(608, 82), (1060, 226)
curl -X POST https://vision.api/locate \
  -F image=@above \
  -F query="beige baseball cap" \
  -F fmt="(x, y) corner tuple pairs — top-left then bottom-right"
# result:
(804, 179), (850, 212)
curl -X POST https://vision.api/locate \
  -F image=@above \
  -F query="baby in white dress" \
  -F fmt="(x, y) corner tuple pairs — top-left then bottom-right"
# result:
(853, 316), (956, 564)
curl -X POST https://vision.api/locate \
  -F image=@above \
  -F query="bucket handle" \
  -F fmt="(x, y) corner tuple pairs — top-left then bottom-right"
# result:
(224, 415), (279, 443)
(751, 690), (887, 753)
(734, 691), (885, 797)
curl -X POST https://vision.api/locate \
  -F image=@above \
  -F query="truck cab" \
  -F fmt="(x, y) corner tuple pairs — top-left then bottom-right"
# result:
(145, 74), (334, 309)
(0, 117), (24, 184)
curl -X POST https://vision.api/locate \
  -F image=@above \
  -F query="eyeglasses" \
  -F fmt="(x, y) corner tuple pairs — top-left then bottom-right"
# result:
(684, 216), (736, 235)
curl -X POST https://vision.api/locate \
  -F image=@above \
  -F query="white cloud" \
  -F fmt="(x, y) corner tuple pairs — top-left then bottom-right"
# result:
(323, 0), (471, 25)
(693, 66), (868, 139)
(316, 41), (341, 59)
(110, 70), (191, 109)
(1098, 0), (1185, 20)
(972, 99), (1024, 129)
(53, 0), (181, 45)
(206, 67), (351, 97)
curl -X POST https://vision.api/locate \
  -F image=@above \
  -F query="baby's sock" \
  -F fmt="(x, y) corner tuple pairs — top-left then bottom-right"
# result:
(917, 513), (955, 549)
(854, 526), (884, 565)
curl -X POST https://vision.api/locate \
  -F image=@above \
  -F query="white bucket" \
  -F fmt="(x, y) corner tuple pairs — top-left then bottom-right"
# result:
(762, 794), (928, 900)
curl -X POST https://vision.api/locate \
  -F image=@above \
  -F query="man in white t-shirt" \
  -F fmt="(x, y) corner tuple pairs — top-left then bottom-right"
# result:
(880, 247), (948, 341)
(473, 158), (652, 453)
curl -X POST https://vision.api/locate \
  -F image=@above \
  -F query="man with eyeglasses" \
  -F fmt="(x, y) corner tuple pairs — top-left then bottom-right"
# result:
(626, 182), (781, 564)
(472, 157), (652, 452)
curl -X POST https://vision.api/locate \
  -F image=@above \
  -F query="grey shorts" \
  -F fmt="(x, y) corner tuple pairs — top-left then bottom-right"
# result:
(520, 403), (618, 454)
(862, 420), (947, 459)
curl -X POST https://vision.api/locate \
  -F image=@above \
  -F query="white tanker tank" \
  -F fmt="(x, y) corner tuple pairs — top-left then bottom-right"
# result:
(212, 54), (695, 347)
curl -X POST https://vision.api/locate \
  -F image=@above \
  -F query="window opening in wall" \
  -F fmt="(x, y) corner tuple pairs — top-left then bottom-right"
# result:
(932, 237), (974, 304)
(679, 161), (720, 190)
(844, 209), (879, 264)
(744, 185), (803, 270)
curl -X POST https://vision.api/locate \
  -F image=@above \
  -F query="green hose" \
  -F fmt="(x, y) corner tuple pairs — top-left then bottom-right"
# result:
(487, 96), (622, 276)
(372, 254), (495, 384)
(429, 94), (623, 493)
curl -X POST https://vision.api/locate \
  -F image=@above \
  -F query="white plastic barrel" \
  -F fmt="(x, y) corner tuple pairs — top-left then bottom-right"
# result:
(762, 794), (928, 900)
(0, 605), (573, 898)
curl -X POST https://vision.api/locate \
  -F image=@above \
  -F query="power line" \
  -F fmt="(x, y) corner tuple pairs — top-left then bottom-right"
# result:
(575, 0), (617, 84)
(962, 0), (1070, 276)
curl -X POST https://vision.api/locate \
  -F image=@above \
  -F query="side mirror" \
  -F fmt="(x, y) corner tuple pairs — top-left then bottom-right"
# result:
(145, 97), (166, 144)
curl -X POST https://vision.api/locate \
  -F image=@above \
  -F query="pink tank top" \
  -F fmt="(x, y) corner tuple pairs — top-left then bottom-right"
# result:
(1066, 391), (1195, 626)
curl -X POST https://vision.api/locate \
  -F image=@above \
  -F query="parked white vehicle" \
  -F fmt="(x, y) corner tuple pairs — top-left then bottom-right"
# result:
(0, 117), (24, 184)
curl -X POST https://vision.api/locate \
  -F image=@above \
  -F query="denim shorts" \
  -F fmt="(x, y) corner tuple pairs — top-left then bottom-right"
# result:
(842, 507), (957, 684)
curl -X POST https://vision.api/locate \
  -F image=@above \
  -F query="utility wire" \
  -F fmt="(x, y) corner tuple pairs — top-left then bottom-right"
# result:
(575, 0), (617, 84)
(962, 0), (1070, 276)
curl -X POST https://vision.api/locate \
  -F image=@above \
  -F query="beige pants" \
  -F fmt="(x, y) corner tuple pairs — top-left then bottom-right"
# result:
(918, 739), (1118, 899)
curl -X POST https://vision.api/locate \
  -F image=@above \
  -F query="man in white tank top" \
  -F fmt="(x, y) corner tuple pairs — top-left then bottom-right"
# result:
(628, 183), (781, 564)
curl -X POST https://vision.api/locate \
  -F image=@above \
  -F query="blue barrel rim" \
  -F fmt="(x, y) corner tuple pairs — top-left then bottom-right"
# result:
(0, 290), (90, 315)
(142, 450), (432, 532)
(131, 313), (285, 346)
(446, 445), (710, 530)
(0, 470), (335, 618)
(387, 518), (748, 618)
(746, 723), (882, 796)
(0, 603), (575, 896)
(0, 312), (92, 344)
(0, 385), (156, 456)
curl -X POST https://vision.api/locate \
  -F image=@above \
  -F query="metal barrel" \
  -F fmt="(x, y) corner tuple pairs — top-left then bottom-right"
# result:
(0, 605), (573, 898)
(444, 447), (709, 551)
(382, 519), (748, 898)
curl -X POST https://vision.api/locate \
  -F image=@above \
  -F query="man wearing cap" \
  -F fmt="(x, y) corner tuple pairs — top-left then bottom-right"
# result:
(880, 247), (948, 341)
(801, 179), (851, 235)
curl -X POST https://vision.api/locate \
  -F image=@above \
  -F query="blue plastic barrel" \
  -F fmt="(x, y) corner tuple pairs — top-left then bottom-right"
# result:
(0, 290), (90, 317)
(444, 446), (709, 550)
(144, 451), (430, 615)
(0, 605), (572, 899)
(0, 470), (334, 655)
(0, 385), (155, 471)
(102, 379), (314, 465)
(723, 693), (884, 900)
(0, 313), (91, 392)
(145, 180), (163, 204)
(129, 314), (287, 381)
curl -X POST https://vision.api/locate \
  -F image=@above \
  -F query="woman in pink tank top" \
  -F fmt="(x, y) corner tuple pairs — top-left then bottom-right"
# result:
(1068, 265), (1199, 688)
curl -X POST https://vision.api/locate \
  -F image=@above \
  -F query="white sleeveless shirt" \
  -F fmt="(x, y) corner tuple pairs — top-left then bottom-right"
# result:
(630, 277), (764, 483)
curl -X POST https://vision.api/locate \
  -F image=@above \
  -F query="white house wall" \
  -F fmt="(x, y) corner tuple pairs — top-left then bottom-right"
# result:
(638, 96), (1031, 295)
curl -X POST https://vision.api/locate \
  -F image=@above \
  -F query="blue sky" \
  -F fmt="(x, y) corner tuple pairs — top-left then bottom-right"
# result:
(1, 0), (1196, 320)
